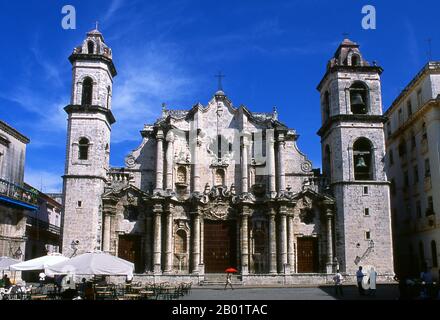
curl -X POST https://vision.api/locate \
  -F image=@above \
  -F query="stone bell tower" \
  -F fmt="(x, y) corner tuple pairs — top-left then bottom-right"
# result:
(61, 27), (117, 256)
(317, 39), (394, 278)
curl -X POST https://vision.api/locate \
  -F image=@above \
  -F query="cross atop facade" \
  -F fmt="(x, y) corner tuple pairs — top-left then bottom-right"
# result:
(215, 72), (225, 91)
(95, 21), (99, 30)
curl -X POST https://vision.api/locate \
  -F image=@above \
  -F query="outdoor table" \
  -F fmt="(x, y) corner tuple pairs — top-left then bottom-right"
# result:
(31, 295), (48, 300)
(95, 291), (114, 300)
(130, 286), (143, 293)
(95, 286), (109, 291)
(122, 294), (141, 300)
(160, 287), (176, 300)
(139, 290), (155, 299)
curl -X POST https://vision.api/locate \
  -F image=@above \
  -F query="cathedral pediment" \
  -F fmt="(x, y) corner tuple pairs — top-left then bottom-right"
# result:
(102, 184), (149, 202)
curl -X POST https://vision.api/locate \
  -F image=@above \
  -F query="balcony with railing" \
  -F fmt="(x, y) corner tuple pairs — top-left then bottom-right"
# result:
(26, 216), (61, 235)
(0, 178), (38, 210)
(107, 169), (133, 183)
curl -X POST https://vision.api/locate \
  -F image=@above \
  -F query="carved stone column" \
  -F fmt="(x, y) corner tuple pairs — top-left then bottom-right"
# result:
(200, 218), (204, 272)
(267, 131), (276, 198)
(241, 133), (250, 193)
(164, 204), (174, 274)
(144, 213), (152, 272)
(165, 131), (175, 191)
(102, 212), (112, 253)
(193, 131), (201, 193)
(155, 129), (164, 191)
(153, 204), (162, 273)
(326, 208), (334, 274)
(287, 213), (294, 274)
(277, 133), (286, 193)
(279, 206), (288, 273)
(240, 208), (250, 275)
(191, 212), (201, 274)
(268, 208), (277, 274)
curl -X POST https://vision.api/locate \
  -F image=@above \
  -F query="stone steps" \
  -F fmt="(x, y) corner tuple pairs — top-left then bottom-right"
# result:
(200, 273), (243, 287)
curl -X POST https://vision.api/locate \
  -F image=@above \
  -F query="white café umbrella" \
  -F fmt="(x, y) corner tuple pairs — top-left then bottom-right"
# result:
(10, 253), (69, 271)
(0, 256), (20, 277)
(0, 256), (20, 271)
(45, 251), (134, 277)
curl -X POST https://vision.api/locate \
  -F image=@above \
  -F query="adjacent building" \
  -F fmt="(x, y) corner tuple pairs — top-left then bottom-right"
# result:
(60, 30), (394, 284)
(0, 120), (38, 260)
(24, 184), (62, 260)
(385, 62), (440, 278)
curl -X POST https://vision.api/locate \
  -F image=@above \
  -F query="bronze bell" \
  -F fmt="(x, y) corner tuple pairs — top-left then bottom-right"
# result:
(351, 92), (365, 108)
(356, 156), (367, 168)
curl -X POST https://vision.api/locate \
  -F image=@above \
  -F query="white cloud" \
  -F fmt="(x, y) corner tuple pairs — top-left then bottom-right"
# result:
(111, 42), (199, 143)
(0, 86), (68, 135)
(102, 0), (125, 25)
(403, 19), (421, 68)
(25, 169), (63, 193)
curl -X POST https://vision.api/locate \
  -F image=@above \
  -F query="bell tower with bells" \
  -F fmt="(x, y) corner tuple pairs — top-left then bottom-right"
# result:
(317, 39), (394, 278)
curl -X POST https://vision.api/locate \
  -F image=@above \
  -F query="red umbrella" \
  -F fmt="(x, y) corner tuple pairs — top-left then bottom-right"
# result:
(225, 267), (238, 273)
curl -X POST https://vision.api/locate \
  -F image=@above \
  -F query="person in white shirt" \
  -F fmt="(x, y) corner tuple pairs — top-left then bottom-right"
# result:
(369, 267), (377, 296)
(38, 272), (46, 287)
(333, 270), (344, 297)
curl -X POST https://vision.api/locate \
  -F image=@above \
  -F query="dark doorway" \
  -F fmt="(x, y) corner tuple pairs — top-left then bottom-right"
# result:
(118, 235), (142, 273)
(204, 220), (237, 273)
(297, 237), (319, 273)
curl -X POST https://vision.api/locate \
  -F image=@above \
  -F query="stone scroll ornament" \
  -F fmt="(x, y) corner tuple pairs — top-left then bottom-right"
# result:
(300, 161), (312, 173)
(125, 155), (136, 168)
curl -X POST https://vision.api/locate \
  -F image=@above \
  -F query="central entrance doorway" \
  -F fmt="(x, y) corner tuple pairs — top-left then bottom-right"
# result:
(204, 220), (237, 273)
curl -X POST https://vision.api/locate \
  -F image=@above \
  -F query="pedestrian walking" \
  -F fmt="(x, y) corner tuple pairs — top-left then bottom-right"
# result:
(437, 270), (440, 300)
(369, 267), (377, 296)
(333, 269), (344, 297)
(356, 266), (365, 296)
(224, 272), (233, 290)
(420, 265), (433, 299)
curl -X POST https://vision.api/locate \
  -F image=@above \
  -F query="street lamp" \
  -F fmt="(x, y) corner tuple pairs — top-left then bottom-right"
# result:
(70, 240), (79, 257)
(13, 247), (23, 260)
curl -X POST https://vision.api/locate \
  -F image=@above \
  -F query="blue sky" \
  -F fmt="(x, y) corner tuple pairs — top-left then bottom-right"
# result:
(0, 0), (438, 192)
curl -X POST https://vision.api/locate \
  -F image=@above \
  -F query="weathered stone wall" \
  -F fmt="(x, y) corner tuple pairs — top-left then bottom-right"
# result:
(0, 122), (29, 260)
(0, 122), (28, 185)
(0, 205), (27, 257)
(62, 178), (105, 256)
(64, 113), (111, 178)
(71, 60), (113, 108)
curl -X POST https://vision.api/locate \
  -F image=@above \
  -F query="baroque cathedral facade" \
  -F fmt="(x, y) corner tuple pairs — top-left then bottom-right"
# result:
(61, 29), (394, 283)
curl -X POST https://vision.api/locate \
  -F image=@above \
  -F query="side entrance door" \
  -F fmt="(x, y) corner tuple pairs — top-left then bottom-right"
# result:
(297, 237), (319, 273)
(118, 234), (142, 273)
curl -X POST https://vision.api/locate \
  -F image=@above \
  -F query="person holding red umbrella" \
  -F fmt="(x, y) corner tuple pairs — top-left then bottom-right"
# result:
(224, 267), (237, 290)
